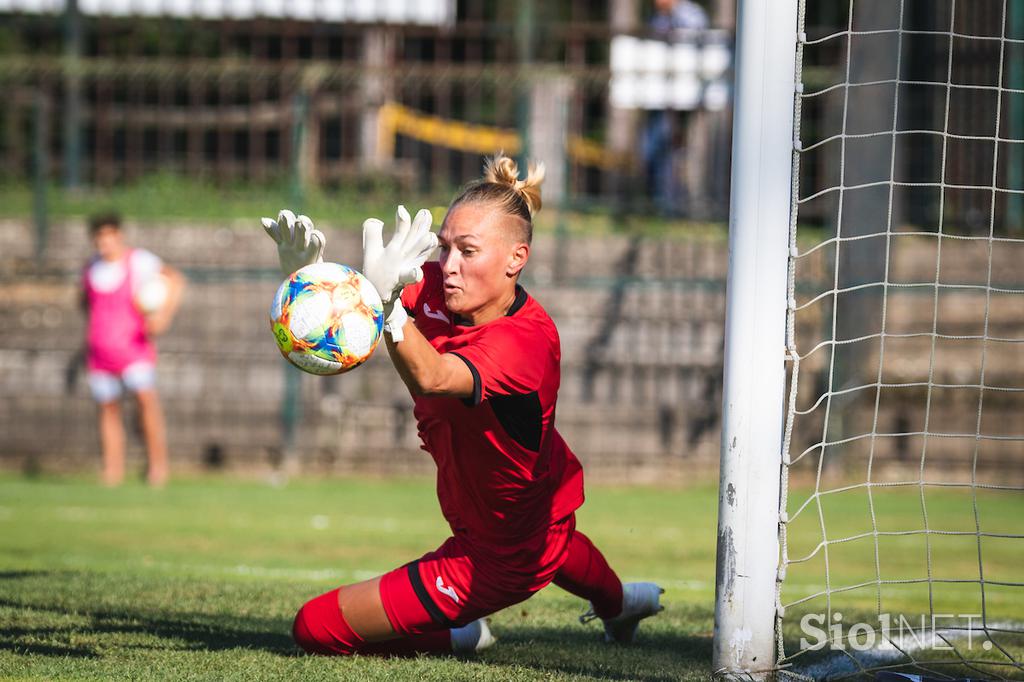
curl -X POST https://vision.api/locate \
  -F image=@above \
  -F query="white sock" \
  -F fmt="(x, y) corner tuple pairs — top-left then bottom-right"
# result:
(450, 618), (495, 654)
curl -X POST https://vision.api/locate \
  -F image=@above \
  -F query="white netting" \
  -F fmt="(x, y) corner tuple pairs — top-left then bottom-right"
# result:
(778, 1), (1024, 679)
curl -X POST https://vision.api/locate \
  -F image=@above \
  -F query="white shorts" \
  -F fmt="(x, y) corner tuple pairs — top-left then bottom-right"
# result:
(87, 362), (157, 403)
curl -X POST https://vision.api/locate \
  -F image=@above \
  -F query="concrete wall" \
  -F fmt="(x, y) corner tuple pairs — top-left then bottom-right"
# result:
(0, 219), (727, 482)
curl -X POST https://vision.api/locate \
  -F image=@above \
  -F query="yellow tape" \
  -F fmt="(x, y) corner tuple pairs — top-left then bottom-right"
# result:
(566, 135), (629, 171)
(379, 102), (520, 157)
(377, 102), (629, 170)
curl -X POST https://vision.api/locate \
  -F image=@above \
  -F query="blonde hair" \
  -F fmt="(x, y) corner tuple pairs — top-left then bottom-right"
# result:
(448, 154), (545, 243)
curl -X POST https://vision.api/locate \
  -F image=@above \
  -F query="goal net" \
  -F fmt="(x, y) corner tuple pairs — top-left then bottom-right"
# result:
(714, 0), (1024, 679)
(779, 0), (1024, 678)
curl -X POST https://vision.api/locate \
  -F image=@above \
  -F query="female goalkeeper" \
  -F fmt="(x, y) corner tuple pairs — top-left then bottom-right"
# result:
(261, 155), (663, 656)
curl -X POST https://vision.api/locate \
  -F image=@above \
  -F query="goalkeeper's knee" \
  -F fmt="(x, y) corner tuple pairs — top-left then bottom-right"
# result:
(292, 588), (361, 656)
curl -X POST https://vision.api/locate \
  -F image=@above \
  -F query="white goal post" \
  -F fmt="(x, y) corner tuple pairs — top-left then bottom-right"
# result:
(712, 0), (798, 677)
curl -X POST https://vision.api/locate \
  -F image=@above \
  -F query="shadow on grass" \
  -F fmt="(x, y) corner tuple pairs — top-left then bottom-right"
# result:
(0, 593), (297, 659)
(0, 638), (100, 659)
(1, 572), (712, 679)
(0, 571), (53, 581)
(481, 624), (713, 681)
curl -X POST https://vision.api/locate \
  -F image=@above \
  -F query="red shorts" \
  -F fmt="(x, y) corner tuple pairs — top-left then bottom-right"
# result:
(379, 515), (575, 636)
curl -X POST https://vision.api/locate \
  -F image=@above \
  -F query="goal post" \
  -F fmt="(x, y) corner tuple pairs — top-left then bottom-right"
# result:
(716, 0), (1024, 679)
(713, 0), (799, 677)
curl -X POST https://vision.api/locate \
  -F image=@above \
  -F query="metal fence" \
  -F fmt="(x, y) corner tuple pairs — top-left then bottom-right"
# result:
(0, 1), (736, 217)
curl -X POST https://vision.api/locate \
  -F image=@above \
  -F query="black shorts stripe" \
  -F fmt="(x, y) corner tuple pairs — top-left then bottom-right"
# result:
(406, 562), (455, 627)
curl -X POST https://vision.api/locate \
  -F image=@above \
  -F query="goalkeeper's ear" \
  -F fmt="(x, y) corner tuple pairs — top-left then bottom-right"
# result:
(506, 241), (530, 279)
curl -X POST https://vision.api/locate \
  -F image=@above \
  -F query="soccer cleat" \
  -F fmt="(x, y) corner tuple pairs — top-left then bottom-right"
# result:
(580, 582), (665, 644)
(450, 618), (496, 654)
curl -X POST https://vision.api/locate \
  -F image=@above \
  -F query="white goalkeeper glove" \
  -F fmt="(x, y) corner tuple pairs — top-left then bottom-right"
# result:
(362, 205), (438, 342)
(261, 209), (327, 277)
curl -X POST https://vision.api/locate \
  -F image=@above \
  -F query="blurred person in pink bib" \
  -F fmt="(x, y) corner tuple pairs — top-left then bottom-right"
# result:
(81, 213), (185, 487)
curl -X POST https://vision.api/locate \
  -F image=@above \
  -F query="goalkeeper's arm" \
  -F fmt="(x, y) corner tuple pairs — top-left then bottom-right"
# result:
(382, 314), (474, 398)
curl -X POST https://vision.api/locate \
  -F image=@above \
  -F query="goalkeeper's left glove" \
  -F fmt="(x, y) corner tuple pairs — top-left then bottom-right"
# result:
(260, 209), (327, 277)
(361, 205), (438, 342)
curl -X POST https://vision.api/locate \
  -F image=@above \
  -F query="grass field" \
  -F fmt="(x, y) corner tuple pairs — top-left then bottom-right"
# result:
(0, 176), (728, 239)
(0, 474), (1021, 680)
(0, 475), (718, 681)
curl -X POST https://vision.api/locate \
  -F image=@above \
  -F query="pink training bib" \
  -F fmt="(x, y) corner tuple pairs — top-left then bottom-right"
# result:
(84, 249), (157, 373)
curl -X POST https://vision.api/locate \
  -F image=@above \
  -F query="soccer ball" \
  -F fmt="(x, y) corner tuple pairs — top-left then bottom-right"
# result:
(135, 273), (168, 314)
(269, 262), (385, 375)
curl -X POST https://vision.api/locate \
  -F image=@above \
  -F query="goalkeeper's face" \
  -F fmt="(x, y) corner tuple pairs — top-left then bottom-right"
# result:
(438, 203), (529, 319)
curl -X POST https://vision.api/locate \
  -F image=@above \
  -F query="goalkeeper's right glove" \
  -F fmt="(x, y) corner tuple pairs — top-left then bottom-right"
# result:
(260, 209), (327, 277)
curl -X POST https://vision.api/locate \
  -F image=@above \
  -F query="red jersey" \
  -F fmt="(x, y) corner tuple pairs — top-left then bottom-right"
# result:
(400, 262), (585, 551)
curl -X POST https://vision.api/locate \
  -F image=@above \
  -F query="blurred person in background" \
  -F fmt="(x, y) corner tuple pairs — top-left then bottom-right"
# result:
(262, 155), (665, 657)
(643, 0), (709, 216)
(649, 0), (709, 36)
(81, 213), (185, 487)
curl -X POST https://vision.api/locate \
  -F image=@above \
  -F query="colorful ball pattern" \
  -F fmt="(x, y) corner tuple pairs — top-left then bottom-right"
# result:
(269, 262), (385, 375)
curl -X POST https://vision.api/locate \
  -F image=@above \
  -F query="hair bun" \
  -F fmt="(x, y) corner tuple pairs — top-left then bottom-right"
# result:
(483, 155), (545, 217)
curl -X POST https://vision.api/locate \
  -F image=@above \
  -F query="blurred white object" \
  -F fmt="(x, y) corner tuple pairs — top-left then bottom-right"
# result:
(1, 0), (455, 24)
(136, 273), (169, 314)
(610, 35), (638, 73)
(640, 72), (669, 109)
(668, 75), (702, 110)
(703, 81), (731, 111)
(609, 76), (636, 110)
(701, 42), (732, 80)
(609, 32), (733, 111)
(640, 39), (670, 74)
(671, 42), (698, 75)
(290, 0), (313, 20)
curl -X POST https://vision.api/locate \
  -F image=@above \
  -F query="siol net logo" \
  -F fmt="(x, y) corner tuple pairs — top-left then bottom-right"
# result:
(800, 612), (992, 652)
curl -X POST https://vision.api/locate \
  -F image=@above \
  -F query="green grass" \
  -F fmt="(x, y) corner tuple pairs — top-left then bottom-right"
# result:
(0, 475), (1021, 680)
(0, 175), (402, 229)
(0, 175), (730, 240)
(0, 475), (717, 681)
